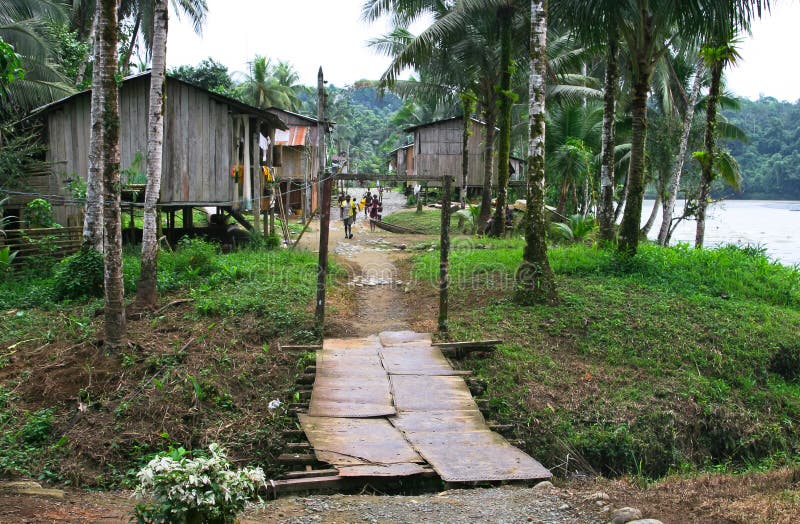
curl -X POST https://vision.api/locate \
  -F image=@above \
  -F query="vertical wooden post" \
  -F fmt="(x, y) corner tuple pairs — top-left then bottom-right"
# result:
(438, 175), (451, 332)
(252, 120), (262, 236)
(315, 67), (329, 333)
(129, 204), (135, 241)
(183, 206), (193, 230)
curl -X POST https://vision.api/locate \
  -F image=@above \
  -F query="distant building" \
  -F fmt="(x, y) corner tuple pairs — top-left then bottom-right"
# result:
(388, 116), (525, 193)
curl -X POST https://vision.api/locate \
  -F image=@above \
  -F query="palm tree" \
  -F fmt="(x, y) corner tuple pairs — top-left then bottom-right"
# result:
(615, 0), (770, 256)
(694, 38), (740, 248)
(363, 0), (505, 226)
(93, 0), (126, 349)
(516, 0), (556, 305)
(135, 0), (166, 309)
(0, 0), (72, 116)
(236, 56), (302, 111)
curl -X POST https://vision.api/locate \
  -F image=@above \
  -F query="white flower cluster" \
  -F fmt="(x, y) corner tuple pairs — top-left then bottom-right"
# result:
(134, 443), (265, 522)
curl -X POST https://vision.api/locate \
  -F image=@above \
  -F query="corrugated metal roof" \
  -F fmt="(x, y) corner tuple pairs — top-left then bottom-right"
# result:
(274, 126), (309, 146)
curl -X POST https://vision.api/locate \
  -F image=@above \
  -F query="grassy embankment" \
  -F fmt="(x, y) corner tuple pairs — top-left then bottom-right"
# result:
(382, 208), (444, 234)
(412, 239), (800, 479)
(0, 239), (335, 487)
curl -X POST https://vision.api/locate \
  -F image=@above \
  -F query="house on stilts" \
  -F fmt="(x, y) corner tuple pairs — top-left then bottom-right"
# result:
(389, 116), (525, 194)
(10, 71), (322, 246)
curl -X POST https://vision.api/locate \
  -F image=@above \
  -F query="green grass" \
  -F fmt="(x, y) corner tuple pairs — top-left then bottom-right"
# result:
(382, 209), (443, 234)
(413, 241), (800, 478)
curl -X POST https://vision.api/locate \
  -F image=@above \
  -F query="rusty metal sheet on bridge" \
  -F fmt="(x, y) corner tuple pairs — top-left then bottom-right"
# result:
(389, 375), (476, 412)
(397, 428), (552, 482)
(379, 330), (432, 346)
(298, 415), (424, 468)
(309, 339), (395, 418)
(379, 346), (464, 376)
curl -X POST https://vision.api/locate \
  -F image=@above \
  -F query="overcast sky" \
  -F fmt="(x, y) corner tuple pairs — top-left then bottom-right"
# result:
(166, 0), (800, 102)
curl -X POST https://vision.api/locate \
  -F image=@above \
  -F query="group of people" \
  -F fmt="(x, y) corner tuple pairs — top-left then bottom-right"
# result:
(339, 190), (382, 238)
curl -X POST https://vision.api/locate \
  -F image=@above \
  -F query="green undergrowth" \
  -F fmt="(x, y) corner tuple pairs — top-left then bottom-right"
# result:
(414, 241), (800, 479)
(0, 238), (337, 486)
(382, 209), (443, 234)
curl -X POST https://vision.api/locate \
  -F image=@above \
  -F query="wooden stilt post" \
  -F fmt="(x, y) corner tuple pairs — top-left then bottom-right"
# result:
(315, 67), (329, 333)
(439, 174), (451, 332)
(252, 119), (262, 236)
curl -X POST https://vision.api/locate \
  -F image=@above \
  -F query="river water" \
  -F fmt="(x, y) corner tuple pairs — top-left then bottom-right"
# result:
(641, 199), (800, 266)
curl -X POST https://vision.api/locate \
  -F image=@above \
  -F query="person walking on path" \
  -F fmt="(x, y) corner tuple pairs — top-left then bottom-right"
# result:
(364, 191), (373, 218)
(369, 198), (380, 231)
(342, 195), (356, 239)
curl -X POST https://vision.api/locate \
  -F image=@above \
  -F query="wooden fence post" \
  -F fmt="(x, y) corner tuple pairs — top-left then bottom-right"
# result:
(439, 174), (451, 332)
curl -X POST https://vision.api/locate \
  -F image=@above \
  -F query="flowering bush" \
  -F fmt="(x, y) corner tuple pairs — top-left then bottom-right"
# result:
(133, 443), (265, 524)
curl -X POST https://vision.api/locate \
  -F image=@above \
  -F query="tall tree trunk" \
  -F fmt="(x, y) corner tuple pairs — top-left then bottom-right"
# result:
(614, 171), (628, 222)
(695, 57), (723, 248)
(75, 9), (98, 87)
(136, 0), (167, 309)
(83, 8), (104, 251)
(97, 0), (126, 350)
(598, 37), (618, 243)
(460, 93), (475, 209)
(618, 46), (655, 256)
(120, 11), (141, 75)
(640, 188), (661, 236)
(491, 6), (514, 237)
(479, 88), (497, 226)
(658, 59), (704, 246)
(516, 0), (556, 305)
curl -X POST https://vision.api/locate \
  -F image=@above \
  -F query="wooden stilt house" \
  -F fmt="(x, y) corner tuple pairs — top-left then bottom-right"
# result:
(265, 108), (328, 218)
(17, 72), (287, 241)
(388, 116), (525, 193)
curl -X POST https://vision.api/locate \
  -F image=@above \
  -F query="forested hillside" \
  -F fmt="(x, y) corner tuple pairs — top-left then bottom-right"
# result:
(725, 97), (800, 199)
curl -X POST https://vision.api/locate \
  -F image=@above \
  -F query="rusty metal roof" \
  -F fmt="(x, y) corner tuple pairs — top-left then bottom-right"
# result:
(274, 126), (309, 146)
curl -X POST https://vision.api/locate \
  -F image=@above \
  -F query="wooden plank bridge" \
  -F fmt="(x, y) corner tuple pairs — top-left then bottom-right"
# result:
(273, 331), (551, 495)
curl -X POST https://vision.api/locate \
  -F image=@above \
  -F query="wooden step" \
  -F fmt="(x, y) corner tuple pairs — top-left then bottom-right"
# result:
(295, 373), (316, 385)
(282, 429), (305, 439)
(280, 468), (339, 480)
(277, 453), (318, 466)
(280, 344), (322, 352)
(286, 442), (312, 450)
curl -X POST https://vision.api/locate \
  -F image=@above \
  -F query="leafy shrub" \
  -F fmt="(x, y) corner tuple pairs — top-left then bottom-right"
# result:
(169, 237), (219, 277)
(24, 198), (58, 228)
(52, 247), (104, 301)
(133, 443), (264, 524)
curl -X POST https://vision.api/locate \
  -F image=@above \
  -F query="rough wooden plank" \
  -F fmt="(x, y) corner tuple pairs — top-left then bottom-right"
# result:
(280, 469), (339, 480)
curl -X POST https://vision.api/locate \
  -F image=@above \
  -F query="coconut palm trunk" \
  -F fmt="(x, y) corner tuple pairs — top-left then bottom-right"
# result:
(83, 7), (104, 252)
(618, 41), (655, 256)
(491, 6), (514, 237)
(640, 188), (661, 236)
(597, 37), (618, 243)
(460, 93), (476, 209)
(120, 11), (141, 75)
(695, 55), (723, 248)
(658, 60), (704, 246)
(136, 0), (167, 309)
(95, 0), (126, 349)
(515, 0), (556, 305)
(479, 96), (497, 225)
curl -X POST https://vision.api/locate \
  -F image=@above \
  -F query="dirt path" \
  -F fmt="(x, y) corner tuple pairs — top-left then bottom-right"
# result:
(298, 190), (431, 336)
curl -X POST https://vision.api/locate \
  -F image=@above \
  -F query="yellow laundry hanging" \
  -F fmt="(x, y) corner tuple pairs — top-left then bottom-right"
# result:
(262, 165), (273, 182)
